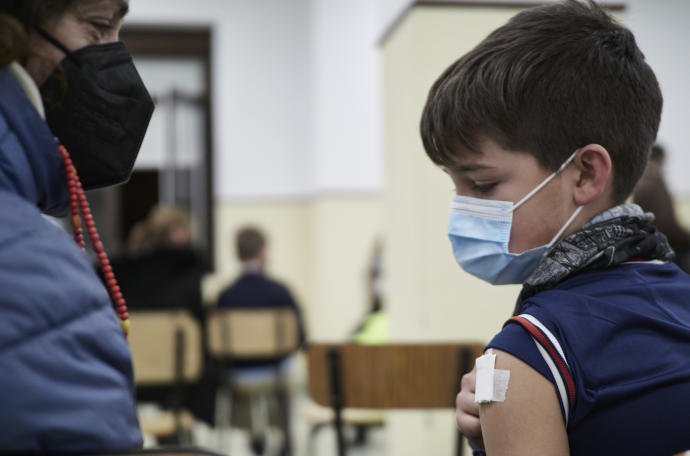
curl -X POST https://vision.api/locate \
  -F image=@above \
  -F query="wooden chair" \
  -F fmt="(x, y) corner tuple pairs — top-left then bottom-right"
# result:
(302, 403), (385, 456)
(307, 342), (486, 456)
(129, 310), (202, 443)
(207, 308), (300, 360)
(206, 308), (301, 455)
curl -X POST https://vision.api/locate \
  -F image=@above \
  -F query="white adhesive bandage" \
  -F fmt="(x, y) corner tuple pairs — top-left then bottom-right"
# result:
(474, 349), (510, 404)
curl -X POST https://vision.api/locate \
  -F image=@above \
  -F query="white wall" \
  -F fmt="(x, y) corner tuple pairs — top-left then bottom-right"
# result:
(311, 0), (383, 193)
(624, 0), (690, 197)
(218, 0), (314, 199)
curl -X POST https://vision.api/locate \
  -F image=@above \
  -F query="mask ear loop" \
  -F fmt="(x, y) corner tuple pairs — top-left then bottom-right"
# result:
(547, 205), (584, 248)
(34, 27), (82, 67)
(513, 149), (581, 210)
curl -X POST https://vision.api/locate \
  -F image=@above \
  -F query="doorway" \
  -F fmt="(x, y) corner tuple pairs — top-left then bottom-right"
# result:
(88, 26), (215, 268)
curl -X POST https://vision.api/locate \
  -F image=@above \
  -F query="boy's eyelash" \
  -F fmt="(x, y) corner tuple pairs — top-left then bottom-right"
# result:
(471, 182), (496, 194)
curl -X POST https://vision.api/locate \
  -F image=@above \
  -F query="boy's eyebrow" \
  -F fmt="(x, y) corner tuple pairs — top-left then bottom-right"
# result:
(450, 163), (495, 172)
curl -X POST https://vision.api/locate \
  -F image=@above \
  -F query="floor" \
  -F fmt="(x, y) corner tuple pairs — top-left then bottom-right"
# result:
(142, 386), (388, 456)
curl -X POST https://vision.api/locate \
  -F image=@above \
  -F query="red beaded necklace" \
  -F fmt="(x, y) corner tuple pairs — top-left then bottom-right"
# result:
(59, 144), (130, 337)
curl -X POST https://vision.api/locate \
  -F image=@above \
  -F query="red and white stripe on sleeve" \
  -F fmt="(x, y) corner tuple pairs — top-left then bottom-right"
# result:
(507, 314), (576, 426)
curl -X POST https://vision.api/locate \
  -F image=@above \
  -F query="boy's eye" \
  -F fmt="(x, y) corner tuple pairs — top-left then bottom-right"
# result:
(471, 182), (496, 194)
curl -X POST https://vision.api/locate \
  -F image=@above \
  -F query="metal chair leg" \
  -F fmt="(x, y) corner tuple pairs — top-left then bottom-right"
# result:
(214, 385), (233, 451)
(327, 347), (346, 456)
(277, 383), (293, 456)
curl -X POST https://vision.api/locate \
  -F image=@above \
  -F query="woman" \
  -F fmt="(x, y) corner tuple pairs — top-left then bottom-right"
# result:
(0, 0), (153, 451)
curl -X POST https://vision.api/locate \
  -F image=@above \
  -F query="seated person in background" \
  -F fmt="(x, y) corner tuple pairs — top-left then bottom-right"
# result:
(352, 285), (388, 346)
(109, 204), (205, 322)
(420, 1), (690, 454)
(633, 144), (690, 273)
(350, 241), (388, 447)
(217, 226), (306, 455)
(218, 226), (306, 364)
(106, 205), (214, 428)
(352, 240), (388, 345)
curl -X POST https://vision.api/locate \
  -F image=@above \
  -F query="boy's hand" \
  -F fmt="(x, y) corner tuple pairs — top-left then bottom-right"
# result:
(456, 366), (484, 450)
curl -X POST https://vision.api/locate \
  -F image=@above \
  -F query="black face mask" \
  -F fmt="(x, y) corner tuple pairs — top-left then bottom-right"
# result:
(38, 29), (154, 190)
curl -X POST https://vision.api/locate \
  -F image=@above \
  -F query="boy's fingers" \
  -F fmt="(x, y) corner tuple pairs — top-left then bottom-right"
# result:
(456, 388), (480, 418)
(461, 366), (477, 393)
(457, 365), (484, 448)
(456, 411), (481, 435)
(456, 406), (484, 449)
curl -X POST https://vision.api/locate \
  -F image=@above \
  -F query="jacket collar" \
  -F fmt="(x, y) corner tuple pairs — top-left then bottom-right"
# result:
(7, 62), (45, 119)
(0, 66), (68, 215)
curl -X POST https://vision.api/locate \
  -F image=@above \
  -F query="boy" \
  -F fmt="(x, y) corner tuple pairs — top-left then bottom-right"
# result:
(420, 1), (690, 455)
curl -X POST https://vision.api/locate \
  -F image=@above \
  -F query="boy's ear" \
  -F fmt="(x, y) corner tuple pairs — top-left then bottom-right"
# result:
(572, 144), (612, 206)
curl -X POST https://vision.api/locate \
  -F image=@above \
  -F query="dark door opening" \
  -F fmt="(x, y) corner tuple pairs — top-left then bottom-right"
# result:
(121, 170), (160, 246)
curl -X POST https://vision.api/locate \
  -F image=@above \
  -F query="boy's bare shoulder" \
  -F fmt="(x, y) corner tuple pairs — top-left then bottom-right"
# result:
(479, 349), (569, 456)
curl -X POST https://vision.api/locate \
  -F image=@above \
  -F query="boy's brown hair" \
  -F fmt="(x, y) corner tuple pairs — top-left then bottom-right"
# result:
(420, 0), (662, 204)
(236, 226), (266, 262)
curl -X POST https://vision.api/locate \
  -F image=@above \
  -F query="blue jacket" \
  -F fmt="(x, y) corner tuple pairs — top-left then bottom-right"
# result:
(0, 67), (142, 451)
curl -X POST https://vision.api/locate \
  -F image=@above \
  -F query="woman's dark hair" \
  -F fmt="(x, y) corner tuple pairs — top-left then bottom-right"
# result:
(420, 0), (663, 204)
(0, 1), (79, 66)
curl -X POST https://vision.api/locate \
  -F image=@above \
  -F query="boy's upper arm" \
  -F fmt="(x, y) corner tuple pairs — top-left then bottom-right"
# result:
(479, 349), (569, 456)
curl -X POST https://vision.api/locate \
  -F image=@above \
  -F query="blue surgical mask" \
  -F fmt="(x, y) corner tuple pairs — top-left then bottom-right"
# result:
(447, 150), (583, 285)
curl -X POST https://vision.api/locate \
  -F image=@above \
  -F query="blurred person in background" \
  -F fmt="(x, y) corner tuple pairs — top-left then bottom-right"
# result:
(349, 240), (388, 446)
(0, 0), (153, 451)
(633, 144), (690, 273)
(109, 204), (205, 322)
(106, 204), (216, 429)
(352, 240), (388, 345)
(218, 226), (306, 350)
(217, 226), (306, 455)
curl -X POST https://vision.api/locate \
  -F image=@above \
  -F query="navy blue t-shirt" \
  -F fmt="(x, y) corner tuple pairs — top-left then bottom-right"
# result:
(488, 261), (690, 455)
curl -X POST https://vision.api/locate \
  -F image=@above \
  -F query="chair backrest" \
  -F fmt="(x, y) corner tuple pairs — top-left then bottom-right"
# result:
(206, 308), (300, 359)
(129, 310), (202, 386)
(307, 343), (485, 409)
